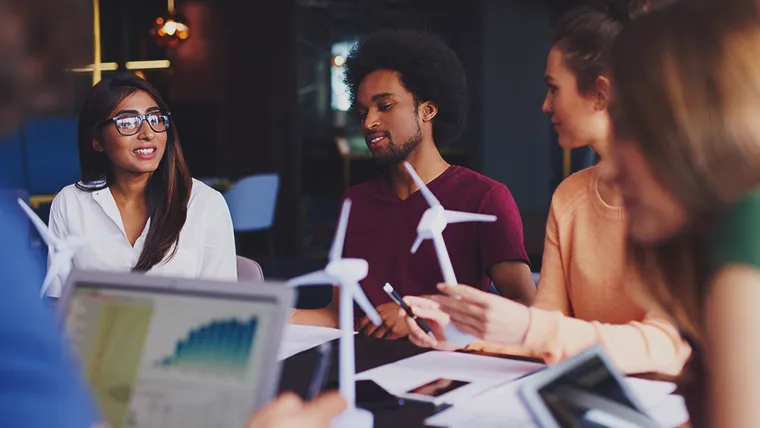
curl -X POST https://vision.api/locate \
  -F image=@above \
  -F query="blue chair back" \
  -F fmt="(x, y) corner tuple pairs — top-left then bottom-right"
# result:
(223, 174), (279, 232)
(0, 188), (38, 253)
(24, 116), (80, 195)
(0, 131), (25, 188)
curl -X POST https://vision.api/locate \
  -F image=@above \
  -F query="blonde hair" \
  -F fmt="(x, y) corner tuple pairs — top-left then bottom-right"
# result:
(611, 0), (760, 340)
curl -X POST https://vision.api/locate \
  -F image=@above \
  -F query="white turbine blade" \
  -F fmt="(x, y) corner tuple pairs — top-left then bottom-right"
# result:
(347, 281), (381, 326)
(444, 210), (497, 224)
(410, 236), (424, 254)
(403, 162), (440, 207)
(286, 270), (335, 287)
(432, 233), (458, 285)
(40, 273), (55, 298)
(41, 256), (70, 298)
(329, 199), (352, 262)
(17, 198), (56, 248)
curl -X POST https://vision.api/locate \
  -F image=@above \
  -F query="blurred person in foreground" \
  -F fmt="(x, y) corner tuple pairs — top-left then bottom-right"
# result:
(0, 1), (344, 427)
(0, 1), (100, 426)
(607, 0), (760, 426)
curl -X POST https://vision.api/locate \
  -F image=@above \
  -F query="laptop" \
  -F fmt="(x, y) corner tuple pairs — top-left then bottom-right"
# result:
(519, 345), (661, 428)
(58, 269), (294, 428)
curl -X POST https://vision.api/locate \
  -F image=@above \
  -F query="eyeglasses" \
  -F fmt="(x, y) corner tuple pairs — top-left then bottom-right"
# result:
(98, 111), (172, 136)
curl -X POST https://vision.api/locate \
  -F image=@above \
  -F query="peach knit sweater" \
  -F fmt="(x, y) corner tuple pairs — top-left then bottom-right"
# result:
(471, 165), (690, 375)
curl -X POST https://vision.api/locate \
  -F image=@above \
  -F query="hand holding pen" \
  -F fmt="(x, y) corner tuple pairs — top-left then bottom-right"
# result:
(383, 283), (437, 340)
(394, 290), (468, 352)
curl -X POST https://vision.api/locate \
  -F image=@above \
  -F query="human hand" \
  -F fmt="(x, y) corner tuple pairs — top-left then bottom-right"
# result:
(429, 283), (531, 344)
(356, 301), (410, 339)
(245, 391), (346, 428)
(402, 295), (464, 351)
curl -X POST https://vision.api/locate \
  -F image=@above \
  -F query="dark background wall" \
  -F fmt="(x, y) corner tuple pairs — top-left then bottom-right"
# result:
(2, 0), (597, 273)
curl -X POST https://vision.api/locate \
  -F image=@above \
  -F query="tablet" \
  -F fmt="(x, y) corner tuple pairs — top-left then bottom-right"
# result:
(59, 269), (294, 428)
(519, 345), (660, 428)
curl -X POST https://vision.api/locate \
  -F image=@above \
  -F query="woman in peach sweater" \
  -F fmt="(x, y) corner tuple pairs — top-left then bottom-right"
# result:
(404, 2), (689, 376)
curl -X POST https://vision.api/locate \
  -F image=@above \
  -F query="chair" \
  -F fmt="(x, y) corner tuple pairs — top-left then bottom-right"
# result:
(24, 116), (80, 195)
(236, 255), (264, 282)
(223, 174), (279, 259)
(0, 188), (44, 261)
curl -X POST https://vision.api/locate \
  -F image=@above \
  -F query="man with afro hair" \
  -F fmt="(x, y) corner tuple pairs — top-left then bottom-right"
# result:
(294, 30), (535, 339)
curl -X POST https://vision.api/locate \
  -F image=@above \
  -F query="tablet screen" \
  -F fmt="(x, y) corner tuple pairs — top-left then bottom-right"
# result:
(536, 354), (656, 427)
(65, 285), (279, 428)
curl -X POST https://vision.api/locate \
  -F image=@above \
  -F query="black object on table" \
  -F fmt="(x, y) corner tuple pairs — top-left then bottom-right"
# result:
(279, 335), (448, 428)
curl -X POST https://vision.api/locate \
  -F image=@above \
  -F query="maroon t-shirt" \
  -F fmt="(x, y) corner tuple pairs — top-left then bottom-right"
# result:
(342, 165), (529, 309)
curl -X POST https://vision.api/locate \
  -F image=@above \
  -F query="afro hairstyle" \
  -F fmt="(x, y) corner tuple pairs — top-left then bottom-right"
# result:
(343, 29), (469, 147)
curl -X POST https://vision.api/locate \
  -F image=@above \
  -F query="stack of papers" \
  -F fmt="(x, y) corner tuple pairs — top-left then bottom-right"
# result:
(277, 324), (342, 360)
(356, 351), (544, 403)
(424, 376), (688, 427)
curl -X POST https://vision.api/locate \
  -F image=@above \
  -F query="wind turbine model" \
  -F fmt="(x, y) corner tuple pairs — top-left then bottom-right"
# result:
(404, 161), (497, 347)
(287, 199), (381, 428)
(17, 198), (99, 298)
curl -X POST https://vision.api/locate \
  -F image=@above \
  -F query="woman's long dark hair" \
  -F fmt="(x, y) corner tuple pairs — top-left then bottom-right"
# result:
(76, 73), (192, 272)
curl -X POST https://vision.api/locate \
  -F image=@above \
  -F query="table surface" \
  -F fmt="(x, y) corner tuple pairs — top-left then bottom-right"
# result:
(279, 335), (689, 428)
(279, 336), (547, 428)
(279, 336), (434, 427)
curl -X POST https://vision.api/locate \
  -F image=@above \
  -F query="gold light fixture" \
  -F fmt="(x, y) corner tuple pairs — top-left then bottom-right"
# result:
(68, 62), (119, 73)
(151, 0), (190, 48)
(93, 0), (102, 85)
(125, 60), (171, 70)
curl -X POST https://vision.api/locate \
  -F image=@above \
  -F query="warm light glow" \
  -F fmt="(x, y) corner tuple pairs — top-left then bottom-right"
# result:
(125, 60), (171, 70)
(151, 13), (190, 47)
(163, 20), (177, 36)
(332, 55), (346, 67)
(69, 62), (118, 72)
(134, 71), (146, 79)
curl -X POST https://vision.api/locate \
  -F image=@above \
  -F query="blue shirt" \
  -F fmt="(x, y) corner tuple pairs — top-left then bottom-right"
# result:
(0, 195), (97, 427)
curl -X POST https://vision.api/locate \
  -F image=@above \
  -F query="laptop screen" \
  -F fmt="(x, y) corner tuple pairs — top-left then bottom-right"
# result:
(64, 282), (280, 428)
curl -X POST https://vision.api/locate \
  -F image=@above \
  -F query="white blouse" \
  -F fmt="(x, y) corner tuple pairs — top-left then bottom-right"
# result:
(47, 178), (237, 297)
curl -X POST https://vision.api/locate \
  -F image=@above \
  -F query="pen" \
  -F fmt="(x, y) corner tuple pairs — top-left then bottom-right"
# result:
(383, 283), (436, 339)
(306, 342), (333, 401)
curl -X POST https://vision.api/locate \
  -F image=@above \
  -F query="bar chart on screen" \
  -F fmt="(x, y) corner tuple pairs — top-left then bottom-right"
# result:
(154, 317), (258, 377)
(126, 312), (264, 428)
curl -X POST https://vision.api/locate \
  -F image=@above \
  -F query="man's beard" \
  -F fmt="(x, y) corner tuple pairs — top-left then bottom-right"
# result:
(370, 122), (423, 166)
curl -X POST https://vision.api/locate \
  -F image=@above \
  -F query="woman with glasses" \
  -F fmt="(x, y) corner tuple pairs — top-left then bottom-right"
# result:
(46, 73), (236, 297)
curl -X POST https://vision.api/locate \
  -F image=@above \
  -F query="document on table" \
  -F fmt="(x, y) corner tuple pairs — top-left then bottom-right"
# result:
(424, 376), (682, 428)
(356, 351), (544, 403)
(277, 324), (342, 360)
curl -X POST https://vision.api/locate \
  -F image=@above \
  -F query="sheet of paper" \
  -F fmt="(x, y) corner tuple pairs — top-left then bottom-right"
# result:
(356, 351), (544, 403)
(625, 377), (677, 408)
(647, 394), (690, 428)
(424, 376), (679, 428)
(277, 324), (341, 360)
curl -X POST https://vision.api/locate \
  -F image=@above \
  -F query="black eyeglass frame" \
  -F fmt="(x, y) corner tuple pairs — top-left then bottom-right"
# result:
(95, 111), (172, 136)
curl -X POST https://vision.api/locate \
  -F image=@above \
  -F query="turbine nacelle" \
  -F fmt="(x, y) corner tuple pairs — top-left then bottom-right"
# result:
(325, 259), (369, 283)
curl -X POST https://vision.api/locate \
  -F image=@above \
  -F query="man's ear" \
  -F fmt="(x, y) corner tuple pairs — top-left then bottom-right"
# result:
(92, 137), (104, 153)
(420, 101), (438, 122)
(594, 76), (611, 111)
